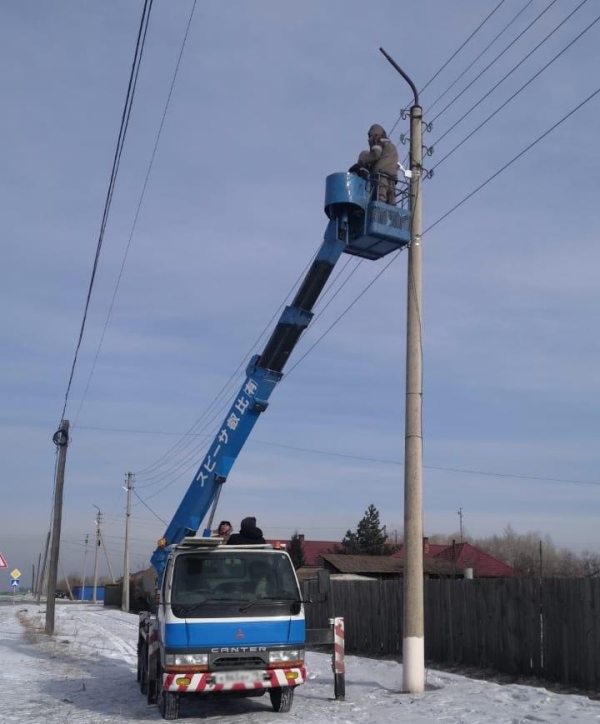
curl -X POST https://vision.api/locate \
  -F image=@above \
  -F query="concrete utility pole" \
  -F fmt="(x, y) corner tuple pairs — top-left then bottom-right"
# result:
(81, 534), (89, 600)
(122, 472), (134, 612)
(380, 48), (425, 694)
(92, 506), (102, 603)
(45, 419), (70, 635)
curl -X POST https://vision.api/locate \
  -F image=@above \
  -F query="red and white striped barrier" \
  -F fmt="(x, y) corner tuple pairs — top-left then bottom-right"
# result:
(330, 616), (345, 700)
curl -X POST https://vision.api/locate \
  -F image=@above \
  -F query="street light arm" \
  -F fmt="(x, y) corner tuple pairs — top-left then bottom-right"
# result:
(379, 47), (419, 107)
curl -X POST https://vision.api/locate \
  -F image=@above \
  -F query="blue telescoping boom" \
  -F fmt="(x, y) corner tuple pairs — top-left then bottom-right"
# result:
(150, 171), (411, 582)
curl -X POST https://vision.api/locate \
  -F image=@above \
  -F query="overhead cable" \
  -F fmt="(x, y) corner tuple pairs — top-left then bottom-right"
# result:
(430, 0), (561, 123)
(73, 0), (198, 428)
(58, 0), (154, 423)
(430, 9), (600, 173)
(388, 0), (508, 137)
(425, 83), (600, 234)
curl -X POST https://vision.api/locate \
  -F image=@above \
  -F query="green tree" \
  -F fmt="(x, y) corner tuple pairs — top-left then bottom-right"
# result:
(335, 504), (396, 556)
(288, 531), (306, 569)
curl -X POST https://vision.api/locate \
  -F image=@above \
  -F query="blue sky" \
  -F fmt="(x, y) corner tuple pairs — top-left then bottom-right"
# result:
(1, 0), (599, 584)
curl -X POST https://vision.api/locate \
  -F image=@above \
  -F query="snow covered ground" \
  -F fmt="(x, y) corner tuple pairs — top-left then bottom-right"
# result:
(1, 598), (599, 723)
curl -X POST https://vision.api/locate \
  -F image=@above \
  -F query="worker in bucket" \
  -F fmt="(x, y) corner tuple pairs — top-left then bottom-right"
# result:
(349, 123), (398, 204)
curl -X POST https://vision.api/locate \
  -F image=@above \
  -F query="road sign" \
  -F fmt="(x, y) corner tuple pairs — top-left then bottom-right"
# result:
(10, 579), (19, 588)
(10, 569), (21, 579)
(0, 553), (7, 568)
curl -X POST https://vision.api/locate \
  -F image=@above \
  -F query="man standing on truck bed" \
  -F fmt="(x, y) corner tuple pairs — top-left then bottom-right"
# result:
(227, 516), (266, 545)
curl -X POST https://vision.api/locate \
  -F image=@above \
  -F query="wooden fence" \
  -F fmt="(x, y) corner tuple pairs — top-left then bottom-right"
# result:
(303, 577), (600, 691)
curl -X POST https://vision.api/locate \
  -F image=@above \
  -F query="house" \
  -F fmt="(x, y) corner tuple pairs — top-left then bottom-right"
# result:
(266, 535), (335, 582)
(430, 540), (519, 578)
(269, 535), (519, 580)
(319, 553), (459, 579)
(393, 539), (519, 578)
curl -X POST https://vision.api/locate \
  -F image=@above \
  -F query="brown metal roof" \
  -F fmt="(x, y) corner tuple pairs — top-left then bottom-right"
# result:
(321, 553), (402, 574)
(319, 553), (458, 577)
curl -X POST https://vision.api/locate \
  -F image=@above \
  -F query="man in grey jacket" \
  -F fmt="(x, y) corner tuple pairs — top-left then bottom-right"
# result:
(349, 124), (398, 204)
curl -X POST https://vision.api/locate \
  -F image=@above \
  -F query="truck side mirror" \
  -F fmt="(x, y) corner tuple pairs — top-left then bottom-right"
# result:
(317, 569), (330, 595)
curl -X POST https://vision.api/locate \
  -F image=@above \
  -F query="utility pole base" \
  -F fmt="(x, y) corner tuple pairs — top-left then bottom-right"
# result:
(402, 636), (425, 693)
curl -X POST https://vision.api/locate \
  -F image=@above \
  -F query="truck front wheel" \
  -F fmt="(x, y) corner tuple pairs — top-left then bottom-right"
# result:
(269, 686), (294, 713)
(160, 690), (180, 720)
(138, 641), (148, 695)
(136, 637), (142, 682)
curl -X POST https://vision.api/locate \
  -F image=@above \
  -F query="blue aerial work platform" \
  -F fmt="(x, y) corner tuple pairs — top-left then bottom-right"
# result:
(150, 171), (412, 583)
(324, 171), (411, 260)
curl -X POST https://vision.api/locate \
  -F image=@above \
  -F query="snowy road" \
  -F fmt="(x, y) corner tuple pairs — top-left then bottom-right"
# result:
(1, 600), (599, 723)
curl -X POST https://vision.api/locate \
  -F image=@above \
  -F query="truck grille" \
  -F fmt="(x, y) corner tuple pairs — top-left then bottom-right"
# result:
(211, 654), (268, 670)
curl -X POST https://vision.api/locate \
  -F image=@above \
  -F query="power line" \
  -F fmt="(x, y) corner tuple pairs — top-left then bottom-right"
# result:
(133, 244), (323, 478)
(420, 0), (508, 98)
(133, 488), (168, 525)
(426, 0), (535, 114)
(424, 83), (600, 234)
(430, 0), (597, 158)
(429, 0), (560, 124)
(128, 5), (499, 488)
(74, 424), (600, 488)
(388, 0), (508, 137)
(425, 465), (600, 488)
(102, 81), (600, 500)
(285, 247), (407, 378)
(129, 252), (414, 489)
(72, 0), (198, 427)
(58, 0), (154, 423)
(100, 13), (598, 512)
(133, 248), (371, 487)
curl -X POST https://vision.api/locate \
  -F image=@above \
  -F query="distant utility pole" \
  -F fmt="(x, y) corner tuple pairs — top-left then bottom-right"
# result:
(380, 47), (425, 694)
(59, 560), (73, 599)
(92, 506), (102, 603)
(34, 552), (41, 596)
(36, 532), (50, 604)
(81, 534), (89, 600)
(45, 419), (70, 635)
(458, 507), (464, 542)
(122, 472), (134, 612)
(99, 525), (116, 583)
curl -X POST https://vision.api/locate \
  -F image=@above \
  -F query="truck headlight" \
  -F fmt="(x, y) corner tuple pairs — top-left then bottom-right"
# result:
(165, 652), (208, 667)
(269, 649), (305, 666)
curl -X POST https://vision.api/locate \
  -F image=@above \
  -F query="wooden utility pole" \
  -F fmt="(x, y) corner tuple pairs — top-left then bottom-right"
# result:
(122, 472), (134, 612)
(59, 560), (74, 600)
(34, 552), (41, 596)
(45, 419), (70, 635)
(36, 533), (50, 603)
(100, 525), (116, 583)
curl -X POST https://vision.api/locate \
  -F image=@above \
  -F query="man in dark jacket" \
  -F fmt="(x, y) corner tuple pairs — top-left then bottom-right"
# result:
(349, 123), (398, 204)
(227, 516), (266, 545)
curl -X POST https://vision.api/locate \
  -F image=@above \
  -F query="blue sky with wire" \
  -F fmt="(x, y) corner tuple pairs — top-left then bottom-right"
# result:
(1, 0), (599, 581)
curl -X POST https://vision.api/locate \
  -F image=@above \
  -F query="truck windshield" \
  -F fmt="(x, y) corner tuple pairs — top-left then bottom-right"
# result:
(170, 551), (300, 617)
